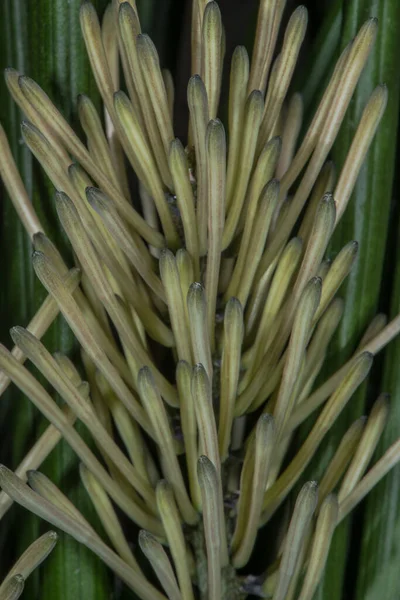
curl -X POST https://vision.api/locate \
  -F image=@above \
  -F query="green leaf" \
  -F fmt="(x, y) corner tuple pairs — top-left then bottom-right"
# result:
(0, 0), (111, 598)
(313, 0), (400, 599)
(0, 0), (184, 597)
(355, 198), (400, 597)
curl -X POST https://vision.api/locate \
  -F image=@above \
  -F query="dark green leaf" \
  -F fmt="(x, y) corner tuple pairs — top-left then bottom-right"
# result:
(0, 1), (111, 598)
(355, 187), (400, 598)
(314, 0), (400, 598)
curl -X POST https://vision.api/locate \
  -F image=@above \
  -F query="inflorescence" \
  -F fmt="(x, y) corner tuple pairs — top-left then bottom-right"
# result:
(0, 1), (400, 599)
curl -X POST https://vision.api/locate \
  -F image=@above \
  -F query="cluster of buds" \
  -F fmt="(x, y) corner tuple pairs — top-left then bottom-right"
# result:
(0, 1), (400, 599)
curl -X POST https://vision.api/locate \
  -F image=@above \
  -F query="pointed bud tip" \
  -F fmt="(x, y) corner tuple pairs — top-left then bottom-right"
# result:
(358, 17), (378, 40)
(259, 413), (274, 426)
(138, 529), (152, 543)
(193, 362), (207, 375)
(232, 44), (248, 58)
(138, 367), (159, 398)
(55, 190), (69, 202)
(310, 275), (322, 288)
(0, 464), (11, 482)
(80, 0), (94, 11)
(17, 73), (29, 85)
(188, 282), (205, 302)
(85, 185), (99, 198)
(226, 296), (242, 310)
(4, 67), (21, 84)
(138, 365), (152, 379)
(204, 0), (222, 18)
(9, 325), (25, 342)
(322, 191), (334, 202)
(77, 93), (91, 107)
(156, 479), (171, 497)
(296, 479), (319, 510)
(198, 454), (211, 466)
(373, 393), (390, 414)
(362, 350), (374, 361)
(271, 135), (282, 147)
(170, 137), (183, 152)
(295, 5), (308, 17)
(265, 178), (280, 195)
(189, 73), (202, 84)
(159, 247), (173, 258)
(248, 89), (263, 101)
(347, 240), (359, 254)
